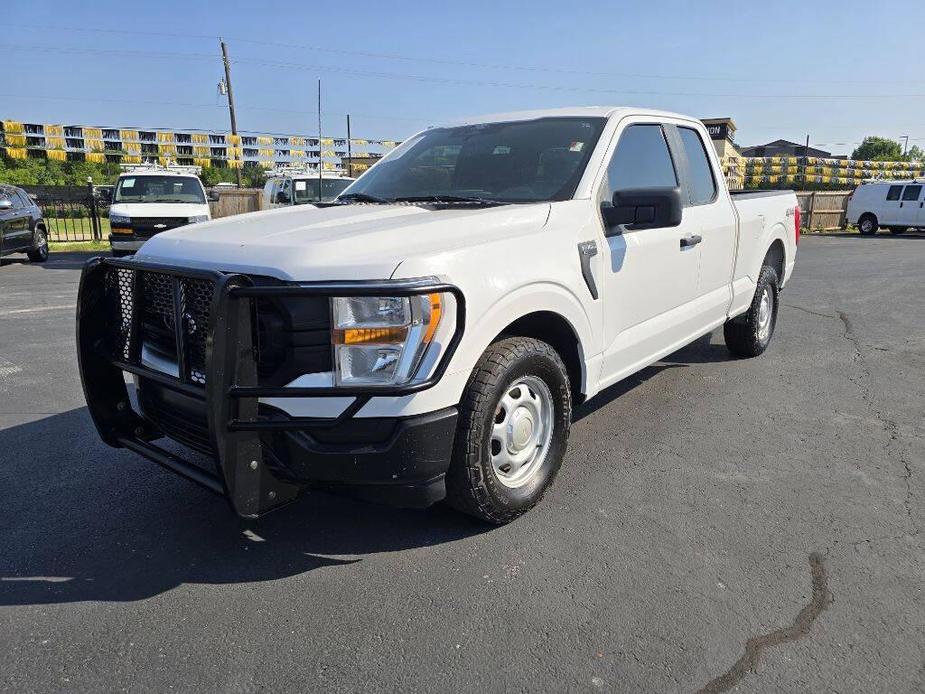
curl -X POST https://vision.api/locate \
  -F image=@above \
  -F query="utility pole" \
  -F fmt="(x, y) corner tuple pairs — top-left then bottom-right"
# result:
(346, 114), (352, 177)
(220, 38), (243, 187)
(801, 134), (810, 187)
(317, 79), (322, 199)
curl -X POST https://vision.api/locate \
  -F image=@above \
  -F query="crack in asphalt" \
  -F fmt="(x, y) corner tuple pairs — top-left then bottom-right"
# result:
(695, 553), (832, 694)
(837, 310), (919, 538)
(783, 303), (839, 320)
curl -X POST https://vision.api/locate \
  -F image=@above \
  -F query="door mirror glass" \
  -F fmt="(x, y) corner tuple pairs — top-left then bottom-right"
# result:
(602, 187), (683, 235)
(208, 190), (220, 202)
(0, 199), (12, 211)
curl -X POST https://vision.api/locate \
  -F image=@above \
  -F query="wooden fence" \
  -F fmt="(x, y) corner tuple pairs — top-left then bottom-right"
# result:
(795, 190), (851, 230)
(209, 188), (262, 218)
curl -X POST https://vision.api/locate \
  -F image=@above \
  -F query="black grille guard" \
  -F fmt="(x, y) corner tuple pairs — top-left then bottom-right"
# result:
(76, 256), (465, 517)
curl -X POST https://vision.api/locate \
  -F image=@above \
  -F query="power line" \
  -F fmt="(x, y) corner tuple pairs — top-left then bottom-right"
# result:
(5, 43), (925, 100)
(6, 22), (925, 87)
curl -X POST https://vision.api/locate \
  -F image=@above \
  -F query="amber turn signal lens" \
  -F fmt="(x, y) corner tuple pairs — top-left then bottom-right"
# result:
(335, 326), (409, 345)
(422, 293), (442, 344)
(110, 227), (133, 235)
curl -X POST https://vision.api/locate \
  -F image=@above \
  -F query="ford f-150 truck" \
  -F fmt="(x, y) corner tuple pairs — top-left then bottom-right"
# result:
(77, 107), (799, 523)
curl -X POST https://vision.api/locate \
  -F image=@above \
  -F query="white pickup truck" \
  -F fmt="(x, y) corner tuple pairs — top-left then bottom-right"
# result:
(77, 107), (799, 523)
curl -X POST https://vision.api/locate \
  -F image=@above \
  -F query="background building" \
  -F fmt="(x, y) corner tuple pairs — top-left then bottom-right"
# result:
(0, 119), (400, 171)
(738, 139), (835, 159)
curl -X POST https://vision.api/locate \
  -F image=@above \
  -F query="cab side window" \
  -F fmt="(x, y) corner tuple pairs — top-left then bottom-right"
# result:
(886, 185), (903, 201)
(606, 124), (677, 199)
(901, 185), (922, 201)
(678, 128), (717, 205)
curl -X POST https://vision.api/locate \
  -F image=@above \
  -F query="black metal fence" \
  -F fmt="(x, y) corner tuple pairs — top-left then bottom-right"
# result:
(21, 184), (110, 243)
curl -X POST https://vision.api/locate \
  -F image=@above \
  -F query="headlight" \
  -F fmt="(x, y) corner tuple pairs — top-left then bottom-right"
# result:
(188, 215), (209, 224)
(332, 293), (445, 386)
(109, 214), (131, 226)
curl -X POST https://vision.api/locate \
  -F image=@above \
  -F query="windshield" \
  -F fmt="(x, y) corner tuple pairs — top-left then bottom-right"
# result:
(114, 175), (206, 204)
(341, 117), (607, 203)
(293, 178), (354, 204)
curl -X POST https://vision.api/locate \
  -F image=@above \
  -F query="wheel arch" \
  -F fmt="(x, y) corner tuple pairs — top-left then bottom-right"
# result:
(763, 237), (785, 281)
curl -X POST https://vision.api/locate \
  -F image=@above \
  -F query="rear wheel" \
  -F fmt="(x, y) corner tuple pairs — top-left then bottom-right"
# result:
(858, 214), (878, 236)
(724, 265), (779, 358)
(445, 337), (571, 524)
(26, 226), (48, 263)
(888, 226), (907, 235)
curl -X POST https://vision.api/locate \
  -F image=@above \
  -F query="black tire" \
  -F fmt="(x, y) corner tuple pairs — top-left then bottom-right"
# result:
(723, 265), (779, 358)
(888, 226), (907, 235)
(445, 336), (571, 524)
(26, 226), (48, 263)
(857, 214), (878, 236)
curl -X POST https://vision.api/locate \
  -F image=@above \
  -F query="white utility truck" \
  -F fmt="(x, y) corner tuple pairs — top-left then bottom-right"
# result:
(262, 167), (355, 209)
(77, 107), (799, 523)
(845, 178), (925, 235)
(106, 163), (211, 256)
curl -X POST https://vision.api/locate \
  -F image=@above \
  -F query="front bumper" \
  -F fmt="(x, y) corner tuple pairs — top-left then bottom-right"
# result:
(76, 256), (465, 517)
(109, 235), (145, 251)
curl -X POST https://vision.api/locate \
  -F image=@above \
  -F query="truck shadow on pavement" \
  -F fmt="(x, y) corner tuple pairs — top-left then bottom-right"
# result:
(0, 408), (488, 606)
(0, 333), (728, 607)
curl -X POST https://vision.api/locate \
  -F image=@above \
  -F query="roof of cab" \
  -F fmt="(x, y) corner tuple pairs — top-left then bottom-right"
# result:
(445, 106), (698, 127)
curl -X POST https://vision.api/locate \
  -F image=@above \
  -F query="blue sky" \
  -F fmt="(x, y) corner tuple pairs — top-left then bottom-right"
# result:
(4, 0), (925, 155)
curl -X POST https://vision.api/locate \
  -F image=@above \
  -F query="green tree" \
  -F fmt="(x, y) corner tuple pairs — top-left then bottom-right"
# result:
(905, 145), (924, 163)
(851, 136), (903, 162)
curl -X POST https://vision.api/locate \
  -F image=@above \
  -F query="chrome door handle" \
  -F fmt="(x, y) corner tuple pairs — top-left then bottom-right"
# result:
(680, 234), (702, 248)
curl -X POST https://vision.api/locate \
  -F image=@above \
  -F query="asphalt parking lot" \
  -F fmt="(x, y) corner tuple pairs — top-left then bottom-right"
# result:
(1, 235), (923, 693)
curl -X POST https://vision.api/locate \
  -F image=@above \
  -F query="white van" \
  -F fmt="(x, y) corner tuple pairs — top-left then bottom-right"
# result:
(262, 169), (355, 209)
(846, 179), (925, 235)
(107, 164), (211, 256)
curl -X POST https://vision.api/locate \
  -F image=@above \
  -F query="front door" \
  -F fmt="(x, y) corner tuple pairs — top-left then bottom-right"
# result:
(899, 184), (923, 228)
(3, 192), (32, 252)
(597, 121), (702, 388)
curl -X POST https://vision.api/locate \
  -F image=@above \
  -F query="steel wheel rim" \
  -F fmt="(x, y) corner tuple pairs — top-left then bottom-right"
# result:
(757, 286), (773, 342)
(37, 230), (48, 258)
(490, 375), (555, 488)
(861, 219), (872, 233)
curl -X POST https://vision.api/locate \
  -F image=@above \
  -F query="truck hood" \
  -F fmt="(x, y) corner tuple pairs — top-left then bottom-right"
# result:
(110, 202), (210, 219)
(136, 202), (551, 280)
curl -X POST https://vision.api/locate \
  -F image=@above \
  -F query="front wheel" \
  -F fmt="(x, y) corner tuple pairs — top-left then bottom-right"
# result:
(724, 265), (779, 358)
(26, 226), (48, 263)
(445, 337), (571, 524)
(858, 214), (878, 236)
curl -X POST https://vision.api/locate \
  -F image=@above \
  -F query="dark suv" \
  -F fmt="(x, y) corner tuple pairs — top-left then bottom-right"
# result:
(0, 184), (48, 262)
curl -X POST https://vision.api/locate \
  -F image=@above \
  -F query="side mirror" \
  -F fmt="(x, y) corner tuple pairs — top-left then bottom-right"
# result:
(0, 199), (12, 211)
(601, 187), (683, 235)
(208, 190), (220, 202)
(276, 191), (291, 204)
(96, 188), (112, 203)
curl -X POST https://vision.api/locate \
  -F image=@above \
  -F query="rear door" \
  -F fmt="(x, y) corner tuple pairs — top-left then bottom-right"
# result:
(880, 184), (904, 225)
(597, 120), (702, 385)
(672, 125), (737, 323)
(5, 191), (33, 251)
(899, 184), (923, 227)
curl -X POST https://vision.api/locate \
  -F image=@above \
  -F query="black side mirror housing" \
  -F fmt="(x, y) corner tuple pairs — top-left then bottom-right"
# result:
(601, 187), (683, 235)
(276, 191), (291, 204)
(207, 190), (220, 202)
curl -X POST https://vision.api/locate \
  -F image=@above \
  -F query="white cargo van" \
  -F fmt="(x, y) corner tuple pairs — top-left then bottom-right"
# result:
(107, 163), (211, 256)
(262, 168), (355, 209)
(846, 179), (925, 235)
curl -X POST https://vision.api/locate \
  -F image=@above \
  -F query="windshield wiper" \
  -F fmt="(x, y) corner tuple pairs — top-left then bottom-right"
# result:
(336, 192), (392, 204)
(392, 194), (503, 205)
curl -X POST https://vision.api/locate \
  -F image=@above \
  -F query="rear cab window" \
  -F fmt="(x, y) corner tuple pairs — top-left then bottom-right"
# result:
(678, 127), (717, 205)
